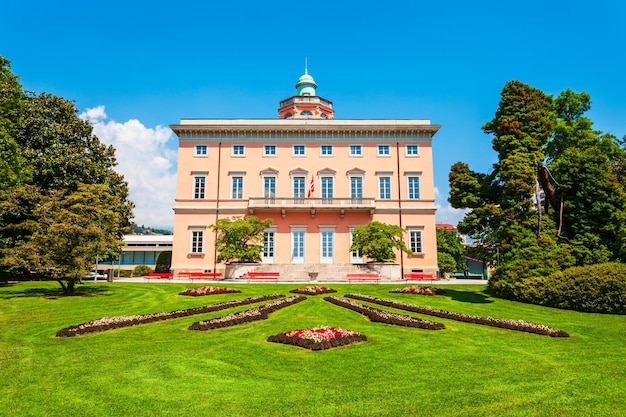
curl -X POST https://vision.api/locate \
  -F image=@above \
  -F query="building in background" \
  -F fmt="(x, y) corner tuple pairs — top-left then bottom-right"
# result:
(98, 235), (173, 273)
(169, 69), (440, 280)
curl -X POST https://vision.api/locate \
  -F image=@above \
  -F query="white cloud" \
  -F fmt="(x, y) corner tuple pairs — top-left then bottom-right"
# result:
(434, 187), (468, 226)
(80, 106), (177, 230)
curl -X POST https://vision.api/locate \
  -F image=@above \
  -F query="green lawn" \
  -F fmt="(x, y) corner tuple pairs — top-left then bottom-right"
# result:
(1, 281), (624, 417)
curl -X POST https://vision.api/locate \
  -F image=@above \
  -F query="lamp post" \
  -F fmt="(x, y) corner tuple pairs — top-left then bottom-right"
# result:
(94, 249), (99, 282)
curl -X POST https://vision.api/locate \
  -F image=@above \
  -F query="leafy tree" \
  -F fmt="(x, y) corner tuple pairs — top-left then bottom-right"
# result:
(3, 184), (125, 294)
(350, 221), (412, 262)
(155, 251), (172, 272)
(0, 56), (30, 188)
(437, 252), (457, 276)
(450, 80), (625, 298)
(0, 55), (134, 290)
(450, 80), (559, 285)
(436, 227), (466, 274)
(544, 90), (626, 264)
(211, 216), (273, 263)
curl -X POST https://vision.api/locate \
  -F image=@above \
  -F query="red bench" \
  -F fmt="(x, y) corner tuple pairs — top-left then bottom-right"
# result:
(144, 272), (173, 281)
(246, 271), (279, 282)
(347, 273), (380, 282)
(404, 273), (436, 280)
(178, 272), (223, 281)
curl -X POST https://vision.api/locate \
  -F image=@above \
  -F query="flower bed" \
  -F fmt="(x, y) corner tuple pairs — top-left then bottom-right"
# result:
(324, 296), (445, 330)
(189, 296), (306, 330)
(268, 326), (367, 351)
(345, 294), (570, 337)
(56, 294), (283, 337)
(289, 286), (337, 295)
(389, 286), (444, 296)
(179, 286), (241, 296)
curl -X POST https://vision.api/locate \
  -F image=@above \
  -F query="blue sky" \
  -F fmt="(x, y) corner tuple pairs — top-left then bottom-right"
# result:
(2, 1), (624, 229)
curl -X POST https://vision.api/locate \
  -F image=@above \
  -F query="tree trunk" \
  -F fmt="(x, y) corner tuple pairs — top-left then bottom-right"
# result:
(57, 279), (76, 295)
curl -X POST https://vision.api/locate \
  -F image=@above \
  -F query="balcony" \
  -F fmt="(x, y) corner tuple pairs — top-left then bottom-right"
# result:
(248, 197), (375, 219)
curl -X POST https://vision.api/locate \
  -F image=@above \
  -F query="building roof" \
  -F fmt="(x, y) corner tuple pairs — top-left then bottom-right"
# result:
(123, 235), (173, 244)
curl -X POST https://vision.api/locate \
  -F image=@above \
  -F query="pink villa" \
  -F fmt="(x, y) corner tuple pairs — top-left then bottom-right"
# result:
(169, 69), (441, 281)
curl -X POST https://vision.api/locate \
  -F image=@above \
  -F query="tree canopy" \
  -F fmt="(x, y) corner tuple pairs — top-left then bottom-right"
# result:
(436, 227), (466, 275)
(350, 221), (412, 262)
(449, 80), (626, 295)
(211, 216), (273, 263)
(0, 55), (133, 294)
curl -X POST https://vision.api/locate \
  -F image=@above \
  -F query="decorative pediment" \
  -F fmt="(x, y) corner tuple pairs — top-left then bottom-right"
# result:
(346, 167), (365, 176)
(260, 167), (279, 176)
(289, 167), (309, 176)
(317, 167), (336, 176)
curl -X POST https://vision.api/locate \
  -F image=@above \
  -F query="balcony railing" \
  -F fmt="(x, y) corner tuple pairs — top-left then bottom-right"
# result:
(248, 197), (375, 209)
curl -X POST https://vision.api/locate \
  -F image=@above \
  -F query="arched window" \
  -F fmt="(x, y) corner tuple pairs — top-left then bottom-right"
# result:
(300, 110), (313, 116)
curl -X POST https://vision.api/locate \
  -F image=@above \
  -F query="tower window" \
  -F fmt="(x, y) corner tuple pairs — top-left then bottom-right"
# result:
(300, 110), (313, 116)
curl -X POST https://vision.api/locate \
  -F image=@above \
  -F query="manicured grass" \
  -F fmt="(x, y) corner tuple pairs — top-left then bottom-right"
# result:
(1, 281), (625, 417)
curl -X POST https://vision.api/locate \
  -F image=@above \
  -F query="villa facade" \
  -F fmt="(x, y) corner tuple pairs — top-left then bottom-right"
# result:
(169, 69), (440, 280)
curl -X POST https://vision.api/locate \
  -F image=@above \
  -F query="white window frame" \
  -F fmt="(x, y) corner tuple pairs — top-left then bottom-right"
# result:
(349, 175), (363, 201)
(190, 228), (205, 254)
(263, 175), (276, 201)
(408, 228), (423, 255)
(378, 175), (392, 200)
(194, 145), (208, 156)
(320, 227), (335, 264)
(407, 175), (420, 200)
(193, 175), (206, 199)
(292, 145), (306, 156)
(349, 227), (364, 264)
(320, 175), (334, 201)
(377, 144), (390, 156)
(293, 176), (306, 199)
(291, 227), (306, 264)
(231, 175), (244, 199)
(262, 228), (276, 263)
(232, 145), (245, 156)
(264, 144), (277, 156)
(349, 144), (362, 156)
(406, 144), (419, 156)
(320, 145), (333, 156)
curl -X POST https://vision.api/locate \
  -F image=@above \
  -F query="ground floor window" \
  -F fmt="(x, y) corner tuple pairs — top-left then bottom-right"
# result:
(320, 228), (335, 263)
(263, 230), (275, 263)
(408, 228), (423, 254)
(291, 229), (305, 263)
(190, 229), (204, 254)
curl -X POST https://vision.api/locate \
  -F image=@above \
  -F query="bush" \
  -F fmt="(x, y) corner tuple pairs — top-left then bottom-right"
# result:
(155, 251), (172, 273)
(505, 263), (626, 314)
(133, 264), (151, 277)
(113, 269), (132, 278)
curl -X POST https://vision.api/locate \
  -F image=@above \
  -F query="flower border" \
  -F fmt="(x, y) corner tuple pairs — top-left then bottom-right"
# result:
(289, 286), (337, 296)
(179, 286), (241, 296)
(56, 294), (283, 337)
(324, 296), (446, 330)
(268, 326), (367, 351)
(346, 294), (570, 337)
(189, 296), (306, 330)
(389, 286), (445, 296)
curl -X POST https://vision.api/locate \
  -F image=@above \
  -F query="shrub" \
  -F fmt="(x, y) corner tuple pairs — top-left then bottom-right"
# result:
(133, 264), (151, 277)
(509, 263), (626, 314)
(154, 251), (172, 272)
(113, 269), (132, 278)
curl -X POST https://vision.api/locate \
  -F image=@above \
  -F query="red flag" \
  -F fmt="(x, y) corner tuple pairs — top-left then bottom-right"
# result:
(307, 176), (315, 198)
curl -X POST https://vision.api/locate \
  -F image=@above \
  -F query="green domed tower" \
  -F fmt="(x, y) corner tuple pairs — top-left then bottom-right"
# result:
(278, 66), (334, 119)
